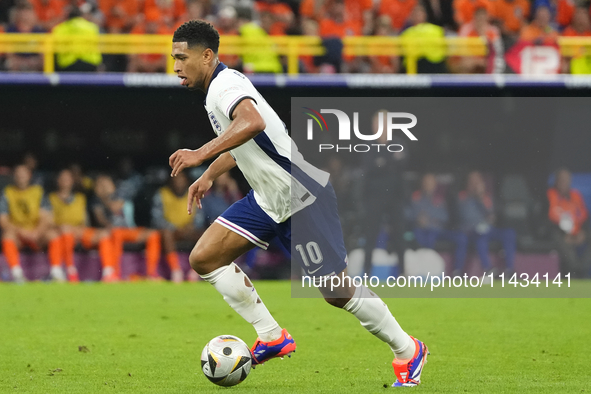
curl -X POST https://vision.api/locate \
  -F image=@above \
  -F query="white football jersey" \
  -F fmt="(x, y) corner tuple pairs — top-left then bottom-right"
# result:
(204, 63), (329, 223)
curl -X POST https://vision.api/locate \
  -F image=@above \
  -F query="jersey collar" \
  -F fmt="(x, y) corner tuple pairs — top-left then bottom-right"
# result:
(205, 62), (227, 100)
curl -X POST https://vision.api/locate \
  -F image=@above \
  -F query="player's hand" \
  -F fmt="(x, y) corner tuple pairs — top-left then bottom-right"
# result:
(187, 177), (214, 214)
(169, 149), (203, 177)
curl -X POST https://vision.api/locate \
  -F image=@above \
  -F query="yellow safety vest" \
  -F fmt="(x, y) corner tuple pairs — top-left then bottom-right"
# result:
(3, 185), (44, 229)
(160, 187), (193, 228)
(49, 192), (87, 226)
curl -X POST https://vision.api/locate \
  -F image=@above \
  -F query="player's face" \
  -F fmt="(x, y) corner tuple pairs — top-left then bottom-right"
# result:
(57, 170), (74, 192)
(172, 42), (208, 91)
(13, 165), (31, 189)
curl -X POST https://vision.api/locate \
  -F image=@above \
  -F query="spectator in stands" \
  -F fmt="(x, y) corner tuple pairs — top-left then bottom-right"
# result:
(49, 169), (115, 282)
(457, 6), (504, 73)
(143, 0), (186, 32)
(318, 0), (362, 39)
(547, 168), (591, 278)
(300, 0), (373, 35)
(369, 15), (400, 73)
(0, 165), (63, 283)
(260, 10), (284, 35)
(29, 0), (65, 30)
(128, 8), (172, 73)
(409, 173), (467, 273)
(361, 111), (407, 275)
(379, 0), (418, 33)
(556, 0), (575, 30)
(562, 7), (591, 74)
(5, 2), (45, 72)
(151, 172), (203, 283)
(214, 6), (240, 69)
(52, 6), (102, 72)
(563, 6), (591, 37)
(91, 174), (161, 281)
(238, 7), (283, 73)
(176, 0), (208, 29)
(201, 172), (243, 226)
(453, 0), (493, 27)
(300, 18), (320, 73)
(400, 4), (448, 73)
(100, 0), (141, 33)
(318, 0), (365, 72)
(561, 7), (591, 74)
(69, 163), (94, 194)
(520, 5), (559, 44)
(457, 171), (516, 274)
(255, 0), (295, 34)
(493, 0), (530, 39)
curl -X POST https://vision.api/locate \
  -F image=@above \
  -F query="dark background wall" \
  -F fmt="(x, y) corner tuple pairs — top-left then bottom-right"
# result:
(1, 85), (590, 188)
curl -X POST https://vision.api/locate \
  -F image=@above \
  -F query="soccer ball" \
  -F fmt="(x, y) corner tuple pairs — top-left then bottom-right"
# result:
(201, 335), (252, 387)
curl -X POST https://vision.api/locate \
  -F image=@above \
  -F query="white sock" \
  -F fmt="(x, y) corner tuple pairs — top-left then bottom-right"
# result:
(200, 263), (282, 342)
(11, 266), (24, 281)
(344, 286), (416, 360)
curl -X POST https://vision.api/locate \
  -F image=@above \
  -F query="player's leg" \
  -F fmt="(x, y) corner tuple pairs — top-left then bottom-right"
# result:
(292, 183), (427, 386)
(40, 228), (66, 281)
(59, 225), (82, 282)
(475, 231), (493, 271)
(190, 222), (286, 342)
(2, 229), (24, 282)
(491, 227), (516, 274)
(133, 228), (162, 279)
(161, 228), (183, 283)
(81, 228), (117, 282)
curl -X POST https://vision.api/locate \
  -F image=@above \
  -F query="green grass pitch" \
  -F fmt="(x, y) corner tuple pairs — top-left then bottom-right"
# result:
(1, 281), (590, 393)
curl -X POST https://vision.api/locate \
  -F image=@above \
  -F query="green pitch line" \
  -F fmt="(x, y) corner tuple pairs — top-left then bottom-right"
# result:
(0, 281), (590, 393)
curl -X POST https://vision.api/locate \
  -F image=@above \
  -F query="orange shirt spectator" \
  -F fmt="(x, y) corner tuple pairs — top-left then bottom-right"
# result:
(453, 0), (494, 25)
(379, 0), (418, 32)
(144, 0), (186, 31)
(100, 0), (141, 33)
(128, 10), (172, 72)
(301, 0), (373, 33)
(319, 17), (362, 37)
(255, 0), (294, 31)
(457, 7), (504, 73)
(556, 0), (575, 29)
(548, 188), (588, 235)
(562, 6), (591, 36)
(520, 6), (558, 44)
(370, 15), (400, 73)
(29, 0), (65, 30)
(493, 0), (530, 34)
(260, 10), (287, 35)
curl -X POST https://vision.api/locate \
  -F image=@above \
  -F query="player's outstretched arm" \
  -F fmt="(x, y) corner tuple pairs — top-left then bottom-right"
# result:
(169, 99), (265, 177)
(186, 152), (236, 214)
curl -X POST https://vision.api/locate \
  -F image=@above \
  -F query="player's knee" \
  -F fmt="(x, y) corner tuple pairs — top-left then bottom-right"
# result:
(189, 246), (214, 275)
(323, 296), (350, 309)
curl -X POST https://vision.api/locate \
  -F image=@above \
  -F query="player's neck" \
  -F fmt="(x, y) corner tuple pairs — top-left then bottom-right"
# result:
(202, 58), (221, 93)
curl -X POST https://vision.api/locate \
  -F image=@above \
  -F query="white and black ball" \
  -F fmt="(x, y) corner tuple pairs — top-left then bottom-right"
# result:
(201, 335), (252, 387)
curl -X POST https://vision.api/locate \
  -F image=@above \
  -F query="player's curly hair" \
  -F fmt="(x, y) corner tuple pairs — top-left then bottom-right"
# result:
(173, 20), (220, 54)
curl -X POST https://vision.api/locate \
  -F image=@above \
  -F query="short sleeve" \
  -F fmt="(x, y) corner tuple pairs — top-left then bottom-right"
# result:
(214, 84), (257, 120)
(0, 191), (7, 215)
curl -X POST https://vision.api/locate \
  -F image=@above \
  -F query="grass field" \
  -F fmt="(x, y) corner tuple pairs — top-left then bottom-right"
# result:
(1, 281), (590, 393)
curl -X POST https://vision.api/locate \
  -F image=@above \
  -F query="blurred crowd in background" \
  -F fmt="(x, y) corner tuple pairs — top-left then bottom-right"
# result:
(1, 0), (591, 73)
(0, 152), (589, 283)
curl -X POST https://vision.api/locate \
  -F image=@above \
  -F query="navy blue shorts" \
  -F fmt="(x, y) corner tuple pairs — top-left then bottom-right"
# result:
(216, 182), (347, 277)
